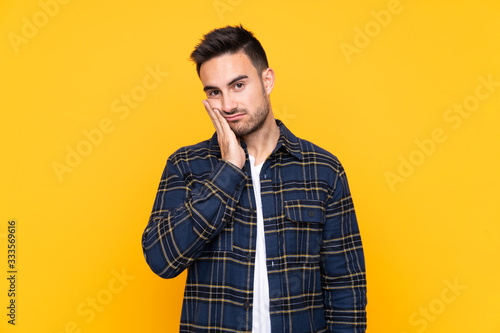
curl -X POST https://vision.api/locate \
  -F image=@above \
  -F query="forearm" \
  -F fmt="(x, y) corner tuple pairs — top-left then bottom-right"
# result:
(322, 233), (366, 332)
(322, 168), (367, 332)
(142, 158), (246, 278)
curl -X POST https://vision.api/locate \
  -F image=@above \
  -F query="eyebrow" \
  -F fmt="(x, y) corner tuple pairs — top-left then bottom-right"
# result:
(203, 75), (249, 92)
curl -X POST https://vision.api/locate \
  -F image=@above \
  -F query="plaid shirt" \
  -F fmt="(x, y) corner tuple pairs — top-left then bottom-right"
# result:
(142, 120), (367, 332)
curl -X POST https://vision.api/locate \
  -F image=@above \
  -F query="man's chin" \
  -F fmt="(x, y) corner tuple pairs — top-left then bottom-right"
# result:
(229, 109), (268, 138)
(228, 122), (248, 137)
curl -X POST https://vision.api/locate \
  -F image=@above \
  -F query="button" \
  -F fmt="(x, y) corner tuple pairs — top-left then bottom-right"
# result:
(308, 211), (315, 217)
(246, 254), (252, 261)
(243, 301), (250, 309)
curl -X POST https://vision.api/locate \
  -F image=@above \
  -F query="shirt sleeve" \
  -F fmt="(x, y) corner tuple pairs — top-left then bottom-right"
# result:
(142, 156), (247, 279)
(321, 164), (367, 332)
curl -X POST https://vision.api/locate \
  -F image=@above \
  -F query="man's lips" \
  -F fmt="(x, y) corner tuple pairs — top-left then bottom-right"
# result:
(223, 113), (244, 122)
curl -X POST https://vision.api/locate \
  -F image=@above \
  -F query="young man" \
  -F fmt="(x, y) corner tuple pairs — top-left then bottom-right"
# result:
(142, 25), (367, 332)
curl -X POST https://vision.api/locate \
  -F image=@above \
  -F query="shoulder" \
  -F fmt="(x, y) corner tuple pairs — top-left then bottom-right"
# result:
(168, 138), (214, 164)
(166, 137), (219, 176)
(295, 136), (344, 174)
(293, 136), (353, 199)
(278, 120), (344, 174)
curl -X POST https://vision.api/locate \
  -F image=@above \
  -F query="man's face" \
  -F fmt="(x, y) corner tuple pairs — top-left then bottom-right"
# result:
(200, 51), (271, 138)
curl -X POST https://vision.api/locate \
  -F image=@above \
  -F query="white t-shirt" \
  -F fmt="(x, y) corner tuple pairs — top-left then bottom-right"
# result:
(249, 155), (271, 333)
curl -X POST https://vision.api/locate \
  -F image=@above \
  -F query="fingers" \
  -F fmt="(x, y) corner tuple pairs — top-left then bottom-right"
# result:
(203, 100), (234, 140)
(202, 100), (245, 169)
(203, 100), (221, 134)
(213, 107), (232, 136)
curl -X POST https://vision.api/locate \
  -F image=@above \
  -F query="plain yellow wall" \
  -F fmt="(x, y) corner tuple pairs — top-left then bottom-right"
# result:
(1, 0), (499, 332)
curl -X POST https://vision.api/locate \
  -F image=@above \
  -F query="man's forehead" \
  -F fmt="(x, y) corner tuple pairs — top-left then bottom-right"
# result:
(199, 51), (257, 84)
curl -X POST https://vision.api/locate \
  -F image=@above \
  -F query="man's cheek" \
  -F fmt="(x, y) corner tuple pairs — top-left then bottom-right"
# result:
(207, 99), (222, 111)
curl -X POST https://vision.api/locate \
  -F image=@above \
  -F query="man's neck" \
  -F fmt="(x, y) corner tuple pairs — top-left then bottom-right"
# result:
(243, 115), (280, 166)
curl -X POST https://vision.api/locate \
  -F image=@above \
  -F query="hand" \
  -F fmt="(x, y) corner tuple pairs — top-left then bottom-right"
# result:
(203, 100), (245, 169)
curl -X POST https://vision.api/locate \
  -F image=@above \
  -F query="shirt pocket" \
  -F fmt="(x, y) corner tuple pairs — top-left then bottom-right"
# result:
(283, 199), (325, 263)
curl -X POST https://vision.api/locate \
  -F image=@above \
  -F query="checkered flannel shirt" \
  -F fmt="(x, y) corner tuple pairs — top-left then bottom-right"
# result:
(142, 120), (367, 332)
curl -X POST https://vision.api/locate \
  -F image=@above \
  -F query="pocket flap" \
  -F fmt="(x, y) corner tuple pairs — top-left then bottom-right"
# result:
(284, 200), (325, 223)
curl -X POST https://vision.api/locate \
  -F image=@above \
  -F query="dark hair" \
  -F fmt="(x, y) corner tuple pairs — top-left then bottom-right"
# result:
(190, 24), (269, 77)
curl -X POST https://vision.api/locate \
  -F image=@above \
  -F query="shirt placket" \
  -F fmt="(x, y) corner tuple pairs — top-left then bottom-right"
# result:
(262, 149), (287, 332)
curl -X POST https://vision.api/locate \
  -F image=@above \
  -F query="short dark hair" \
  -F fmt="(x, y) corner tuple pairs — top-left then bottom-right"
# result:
(190, 24), (269, 77)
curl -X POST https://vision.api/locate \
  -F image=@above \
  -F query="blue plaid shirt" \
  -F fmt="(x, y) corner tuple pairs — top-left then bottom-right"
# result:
(143, 120), (367, 332)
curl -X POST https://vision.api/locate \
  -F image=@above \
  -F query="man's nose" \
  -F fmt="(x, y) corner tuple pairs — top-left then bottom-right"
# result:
(221, 94), (238, 114)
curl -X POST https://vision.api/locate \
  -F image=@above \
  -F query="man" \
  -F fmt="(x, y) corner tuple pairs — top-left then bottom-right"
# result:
(142, 25), (367, 332)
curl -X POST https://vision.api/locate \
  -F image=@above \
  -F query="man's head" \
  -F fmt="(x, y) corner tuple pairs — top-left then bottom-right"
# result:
(192, 25), (276, 139)
(190, 25), (269, 77)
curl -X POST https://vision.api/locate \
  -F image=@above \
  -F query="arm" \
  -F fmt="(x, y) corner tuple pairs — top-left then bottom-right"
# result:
(142, 156), (246, 278)
(321, 164), (367, 332)
(142, 100), (247, 279)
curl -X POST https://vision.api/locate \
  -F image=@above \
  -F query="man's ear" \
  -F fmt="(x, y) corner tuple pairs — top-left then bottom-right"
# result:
(261, 68), (275, 95)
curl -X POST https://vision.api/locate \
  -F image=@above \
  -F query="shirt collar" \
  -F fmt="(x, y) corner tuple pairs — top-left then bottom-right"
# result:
(209, 119), (303, 161)
(274, 119), (303, 160)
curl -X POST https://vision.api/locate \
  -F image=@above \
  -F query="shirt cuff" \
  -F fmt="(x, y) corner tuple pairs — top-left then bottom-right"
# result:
(208, 159), (247, 201)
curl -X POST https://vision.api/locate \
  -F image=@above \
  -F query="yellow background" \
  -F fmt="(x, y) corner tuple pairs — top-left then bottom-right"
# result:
(1, 0), (499, 332)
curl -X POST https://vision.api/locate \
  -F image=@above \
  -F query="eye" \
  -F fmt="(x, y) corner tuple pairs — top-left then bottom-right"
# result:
(208, 90), (221, 97)
(234, 82), (244, 90)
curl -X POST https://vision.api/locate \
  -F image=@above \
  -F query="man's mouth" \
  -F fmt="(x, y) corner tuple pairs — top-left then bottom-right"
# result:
(224, 113), (244, 122)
